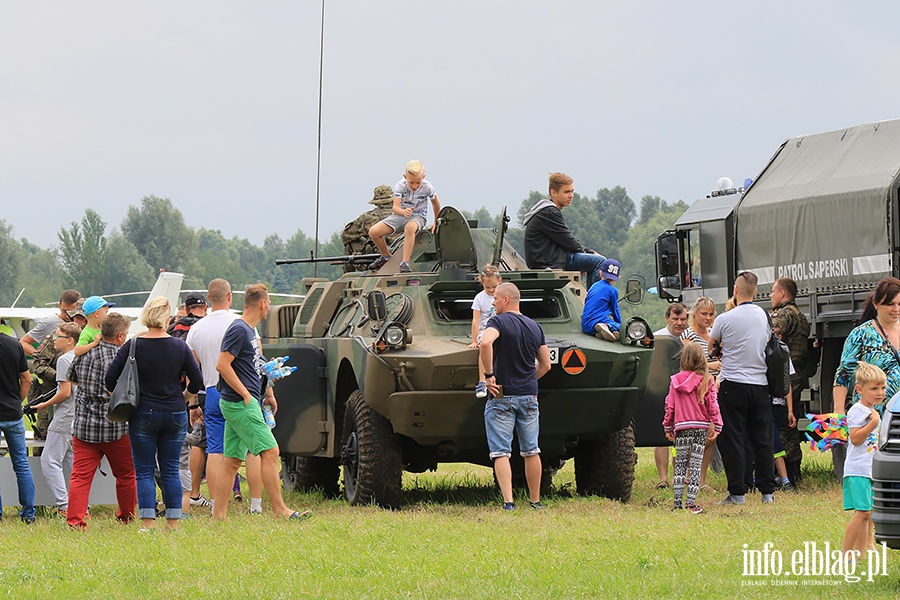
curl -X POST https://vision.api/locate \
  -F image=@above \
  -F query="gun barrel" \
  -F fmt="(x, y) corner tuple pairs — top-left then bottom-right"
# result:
(275, 254), (381, 266)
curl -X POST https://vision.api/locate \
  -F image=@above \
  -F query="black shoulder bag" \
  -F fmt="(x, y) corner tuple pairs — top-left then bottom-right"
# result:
(108, 338), (140, 422)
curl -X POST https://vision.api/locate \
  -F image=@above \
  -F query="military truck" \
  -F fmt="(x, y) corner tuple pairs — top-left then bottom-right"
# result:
(654, 118), (900, 548)
(262, 206), (654, 508)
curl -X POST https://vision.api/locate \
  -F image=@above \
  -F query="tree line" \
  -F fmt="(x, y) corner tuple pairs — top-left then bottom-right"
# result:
(0, 191), (691, 325)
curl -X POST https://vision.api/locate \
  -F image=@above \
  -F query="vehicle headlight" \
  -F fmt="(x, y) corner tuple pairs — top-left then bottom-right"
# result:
(877, 393), (900, 450)
(385, 325), (406, 347)
(625, 319), (648, 342)
(877, 412), (892, 450)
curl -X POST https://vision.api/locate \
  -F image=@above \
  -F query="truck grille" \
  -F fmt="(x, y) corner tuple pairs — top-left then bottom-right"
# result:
(298, 288), (324, 325)
(883, 413), (900, 454)
(874, 480), (900, 511)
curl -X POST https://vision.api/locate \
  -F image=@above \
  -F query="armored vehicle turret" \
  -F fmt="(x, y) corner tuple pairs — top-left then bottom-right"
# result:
(263, 206), (654, 508)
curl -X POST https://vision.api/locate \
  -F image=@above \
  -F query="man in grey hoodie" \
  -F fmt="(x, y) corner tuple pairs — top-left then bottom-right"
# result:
(523, 172), (606, 289)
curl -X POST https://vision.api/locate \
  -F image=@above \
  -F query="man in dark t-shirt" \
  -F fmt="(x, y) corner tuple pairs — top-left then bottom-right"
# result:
(0, 332), (36, 523)
(479, 282), (552, 511)
(212, 283), (310, 522)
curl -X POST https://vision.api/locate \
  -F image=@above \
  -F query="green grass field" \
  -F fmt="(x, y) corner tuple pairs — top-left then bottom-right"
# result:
(0, 448), (897, 599)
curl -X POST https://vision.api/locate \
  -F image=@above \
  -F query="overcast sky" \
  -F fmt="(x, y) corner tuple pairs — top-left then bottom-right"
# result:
(3, 2), (898, 253)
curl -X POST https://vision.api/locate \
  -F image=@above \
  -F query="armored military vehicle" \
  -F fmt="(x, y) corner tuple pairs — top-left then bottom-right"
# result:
(654, 119), (900, 548)
(262, 206), (654, 508)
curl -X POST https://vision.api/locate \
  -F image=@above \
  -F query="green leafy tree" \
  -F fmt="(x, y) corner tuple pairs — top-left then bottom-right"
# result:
(0, 221), (23, 305)
(121, 195), (199, 275)
(103, 233), (155, 298)
(58, 209), (109, 293)
(590, 186), (636, 259)
(16, 240), (65, 307)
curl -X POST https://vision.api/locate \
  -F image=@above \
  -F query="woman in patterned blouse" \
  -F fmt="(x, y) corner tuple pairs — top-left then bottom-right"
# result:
(834, 277), (900, 413)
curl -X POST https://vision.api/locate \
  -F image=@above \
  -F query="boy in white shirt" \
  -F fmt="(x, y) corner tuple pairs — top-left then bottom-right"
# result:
(841, 361), (884, 561)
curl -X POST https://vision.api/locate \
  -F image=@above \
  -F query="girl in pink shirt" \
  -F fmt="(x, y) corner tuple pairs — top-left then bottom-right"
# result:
(663, 342), (723, 514)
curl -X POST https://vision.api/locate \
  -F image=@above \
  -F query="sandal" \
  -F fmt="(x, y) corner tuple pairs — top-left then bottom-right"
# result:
(655, 480), (669, 490)
(698, 484), (715, 493)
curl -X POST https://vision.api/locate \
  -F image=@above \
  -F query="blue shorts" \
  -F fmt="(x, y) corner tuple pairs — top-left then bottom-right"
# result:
(771, 403), (786, 457)
(205, 387), (225, 455)
(484, 395), (540, 459)
(843, 476), (873, 511)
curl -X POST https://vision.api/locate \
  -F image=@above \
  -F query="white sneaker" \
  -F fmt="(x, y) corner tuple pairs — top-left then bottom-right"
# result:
(594, 323), (619, 342)
(189, 494), (211, 507)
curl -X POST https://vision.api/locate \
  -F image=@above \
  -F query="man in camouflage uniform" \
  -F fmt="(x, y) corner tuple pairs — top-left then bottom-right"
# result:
(27, 333), (62, 443)
(341, 185), (397, 272)
(27, 299), (88, 444)
(771, 276), (810, 486)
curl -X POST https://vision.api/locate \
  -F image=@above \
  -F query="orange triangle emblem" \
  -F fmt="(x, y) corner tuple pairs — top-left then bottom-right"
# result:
(561, 348), (587, 375)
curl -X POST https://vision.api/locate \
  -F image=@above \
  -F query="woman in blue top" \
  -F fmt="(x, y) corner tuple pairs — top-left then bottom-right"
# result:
(833, 277), (900, 414)
(107, 296), (202, 532)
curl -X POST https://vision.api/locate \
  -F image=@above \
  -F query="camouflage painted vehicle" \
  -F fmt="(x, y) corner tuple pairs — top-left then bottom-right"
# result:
(261, 206), (654, 508)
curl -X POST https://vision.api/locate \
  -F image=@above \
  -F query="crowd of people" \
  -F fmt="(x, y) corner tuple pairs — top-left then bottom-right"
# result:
(0, 164), (892, 563)
(0, 281), (311, 529)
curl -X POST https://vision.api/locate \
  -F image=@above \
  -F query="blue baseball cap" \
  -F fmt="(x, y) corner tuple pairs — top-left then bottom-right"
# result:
(600, 258), (621, 281)
(82, 296), (115, 316)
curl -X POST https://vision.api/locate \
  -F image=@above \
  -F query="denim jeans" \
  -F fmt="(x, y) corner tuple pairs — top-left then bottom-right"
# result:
(566, 252), (606, 290)
(0, 418), (36, 520)
(484, 395), (541, 459)
(129, 409), (188, 519)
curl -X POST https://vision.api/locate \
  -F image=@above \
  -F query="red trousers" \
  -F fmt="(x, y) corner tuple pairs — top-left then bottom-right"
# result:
(67, 435), (137, 529)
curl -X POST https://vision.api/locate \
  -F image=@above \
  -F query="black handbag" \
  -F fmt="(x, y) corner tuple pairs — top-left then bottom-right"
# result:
(108, 337), (140, 422)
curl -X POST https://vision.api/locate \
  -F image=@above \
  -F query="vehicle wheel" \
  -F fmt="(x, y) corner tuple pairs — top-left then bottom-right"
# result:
(340, 390), (403, 509)
(575, 423), (636, 502)
(281, 455), (340, 497)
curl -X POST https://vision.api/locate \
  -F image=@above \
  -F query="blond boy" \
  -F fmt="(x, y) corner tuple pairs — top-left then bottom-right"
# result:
(842, 361), (884, 560)
(367, 160), (441, 273)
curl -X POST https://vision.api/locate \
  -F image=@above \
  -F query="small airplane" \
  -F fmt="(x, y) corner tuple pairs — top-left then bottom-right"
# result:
(0, 270), (184, 340)
(1, 270), (305, 340)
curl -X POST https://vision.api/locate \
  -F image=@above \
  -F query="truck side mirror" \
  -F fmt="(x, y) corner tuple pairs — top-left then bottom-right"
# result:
(623, 276), (644, 305)
(366, 291), (386, 321)
(657, 276), (682, 301)
(655, 232), (680, 277)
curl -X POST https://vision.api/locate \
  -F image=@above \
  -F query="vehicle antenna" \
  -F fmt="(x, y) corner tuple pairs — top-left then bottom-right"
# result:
(313, 0), (326, 277)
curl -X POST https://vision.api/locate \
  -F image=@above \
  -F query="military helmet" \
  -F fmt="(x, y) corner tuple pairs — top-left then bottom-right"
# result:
(369, 185), (394, 205)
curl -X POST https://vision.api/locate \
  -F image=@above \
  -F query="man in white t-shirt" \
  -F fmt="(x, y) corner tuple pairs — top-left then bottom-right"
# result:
(709, 271), (776, 505)
(19, 289), (80, 356)
(186, 279), (240, 510)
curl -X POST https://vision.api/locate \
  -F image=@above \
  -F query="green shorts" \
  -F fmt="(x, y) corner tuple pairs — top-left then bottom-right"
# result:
(219, 399), (278, 460)
(843, 475), (873, 511)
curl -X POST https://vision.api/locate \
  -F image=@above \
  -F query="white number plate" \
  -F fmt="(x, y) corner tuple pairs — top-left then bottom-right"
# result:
(548, 347), (559, 364)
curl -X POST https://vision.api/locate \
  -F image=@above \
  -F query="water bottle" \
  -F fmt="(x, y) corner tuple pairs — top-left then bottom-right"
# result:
(263, 356), (287, 379)
(263, 405), (276, 428)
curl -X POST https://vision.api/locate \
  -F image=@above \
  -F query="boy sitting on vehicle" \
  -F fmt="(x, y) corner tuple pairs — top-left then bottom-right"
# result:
(581, 259), (622, 342)
(367, 160), (441, 274)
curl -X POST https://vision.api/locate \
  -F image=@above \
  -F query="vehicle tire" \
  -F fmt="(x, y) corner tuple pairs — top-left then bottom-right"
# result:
(340, 390), (403, 509)
(575, 423), (637, 502)
(281, 455), (340, 497)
